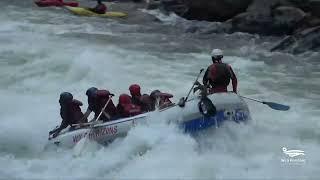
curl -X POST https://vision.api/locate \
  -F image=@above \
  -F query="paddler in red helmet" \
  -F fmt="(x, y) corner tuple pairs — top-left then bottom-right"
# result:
(116, 94), (142, 118)
(129, 84), (153, 112)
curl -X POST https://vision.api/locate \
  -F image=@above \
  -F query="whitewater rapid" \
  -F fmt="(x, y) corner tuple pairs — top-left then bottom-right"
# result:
(0, 0), (319, 179)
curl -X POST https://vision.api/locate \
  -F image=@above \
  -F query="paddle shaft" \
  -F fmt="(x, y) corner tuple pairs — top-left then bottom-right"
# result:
(95, 95), (113, 122)
(184, 68), (204, 102)
(73, 95), (113, 156)
(83, 95), (113, 138)
(239, 96), (263, 103)
(240, 95), (290, 111)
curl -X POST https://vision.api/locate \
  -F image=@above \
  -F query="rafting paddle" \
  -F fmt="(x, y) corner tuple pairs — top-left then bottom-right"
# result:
(178, 68), (204, 107)
(240, 96), (290, 111)
(73, 95), (113, 157)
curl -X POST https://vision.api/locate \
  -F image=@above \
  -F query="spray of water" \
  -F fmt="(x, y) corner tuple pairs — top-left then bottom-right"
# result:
(0, 1), (319, 179)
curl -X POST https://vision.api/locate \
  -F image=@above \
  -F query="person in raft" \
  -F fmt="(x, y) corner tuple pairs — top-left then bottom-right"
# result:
(203, 48), (238, 94)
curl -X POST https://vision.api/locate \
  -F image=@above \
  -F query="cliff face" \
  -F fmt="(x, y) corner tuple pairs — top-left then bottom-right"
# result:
(151, 0), (320, 54)
(182, 0), (253, 21)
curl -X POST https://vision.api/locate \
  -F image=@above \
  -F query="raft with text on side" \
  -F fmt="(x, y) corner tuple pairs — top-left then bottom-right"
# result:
(34, 0), (78, 7)
(65, 6), (127, 18)
(44, 92), (251, 150)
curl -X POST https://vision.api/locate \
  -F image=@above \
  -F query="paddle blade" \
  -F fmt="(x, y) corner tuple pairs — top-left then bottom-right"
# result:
(263, 101), (290, 111)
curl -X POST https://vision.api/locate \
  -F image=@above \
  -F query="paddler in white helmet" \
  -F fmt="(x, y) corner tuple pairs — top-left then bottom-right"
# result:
(203, 49), (238, 94)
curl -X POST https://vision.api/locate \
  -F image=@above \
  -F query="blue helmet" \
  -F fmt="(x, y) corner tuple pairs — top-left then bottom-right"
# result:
(150, 90), (161, 99)
(59, 92), (73, 104)
(86, 87), (98, 97)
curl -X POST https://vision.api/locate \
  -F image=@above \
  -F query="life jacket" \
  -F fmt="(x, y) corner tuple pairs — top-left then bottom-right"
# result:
(118, 94), (142, 117)
(60, 99), (85, 125)
(158, 93), (174, 109)
(94, 90), (117, 120)
(70, 99), (86, 123)
(119, 94), (131, 105)
(208, 63), (231, 87)
(122, 104), (141, 117)
(149, 91), (174, 110)
(131, 95), (143, 107)
(139, 94), (153, 112)
(93, 3), (107, 14)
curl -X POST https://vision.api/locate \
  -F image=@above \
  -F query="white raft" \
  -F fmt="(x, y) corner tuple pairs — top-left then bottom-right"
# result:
(45, 92), (251, 150)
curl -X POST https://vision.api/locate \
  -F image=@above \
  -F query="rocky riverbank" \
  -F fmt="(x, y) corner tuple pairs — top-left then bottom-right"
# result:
(146, 0), (320, 54)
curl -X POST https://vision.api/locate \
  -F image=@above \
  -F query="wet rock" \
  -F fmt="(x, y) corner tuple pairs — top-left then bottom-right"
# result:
(247, 0), (293, 13)
(293, 14), (320, 33)
(310, 0), (320, 18)
(161, 0), (188, 16)
(145, 0), (161, 10)
(287, 0), (320, 17)
(184, 22), (232, 34)
(145, 0), (188, 15)
(182, 0), (253, 21)
(142, 0), (320, 53)
(201, 22), (232, 34)
(230, 5), (306, 35)
(272, 6), (306, 33)
(230, 12), (275, 35)
(271, 26), (320, 54)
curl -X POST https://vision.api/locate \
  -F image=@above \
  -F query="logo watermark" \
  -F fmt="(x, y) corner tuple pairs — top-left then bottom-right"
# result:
(281, 147), (306, 165)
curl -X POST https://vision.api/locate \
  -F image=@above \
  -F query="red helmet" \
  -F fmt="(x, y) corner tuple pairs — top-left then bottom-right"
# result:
(119, 94), (131, 105)
(129, 84), (141, 96)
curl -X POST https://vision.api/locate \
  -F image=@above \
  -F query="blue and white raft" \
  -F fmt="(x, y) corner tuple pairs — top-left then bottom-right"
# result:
(45, 92), (251, 150)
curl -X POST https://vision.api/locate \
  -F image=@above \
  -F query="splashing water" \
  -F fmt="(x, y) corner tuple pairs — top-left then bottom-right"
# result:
(0, 1), (319, 179)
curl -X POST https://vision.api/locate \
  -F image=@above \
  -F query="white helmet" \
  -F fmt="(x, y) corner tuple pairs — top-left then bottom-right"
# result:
(210, 49), (223, 59)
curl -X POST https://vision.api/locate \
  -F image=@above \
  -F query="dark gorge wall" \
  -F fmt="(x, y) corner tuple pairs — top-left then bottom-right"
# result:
(182, 0), (253, 21)
(150, 0), (320, 54)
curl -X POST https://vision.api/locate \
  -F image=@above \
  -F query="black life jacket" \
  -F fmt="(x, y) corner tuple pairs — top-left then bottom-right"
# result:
(60, 99), (85, 125)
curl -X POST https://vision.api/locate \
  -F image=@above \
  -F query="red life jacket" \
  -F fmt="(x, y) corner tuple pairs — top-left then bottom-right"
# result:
(93, 4), (107, 14)
(118, 94), (142, 117)
(208, 63), (231, 88)
(94, 90), (117, 120)
(122, 104), (141, 117)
